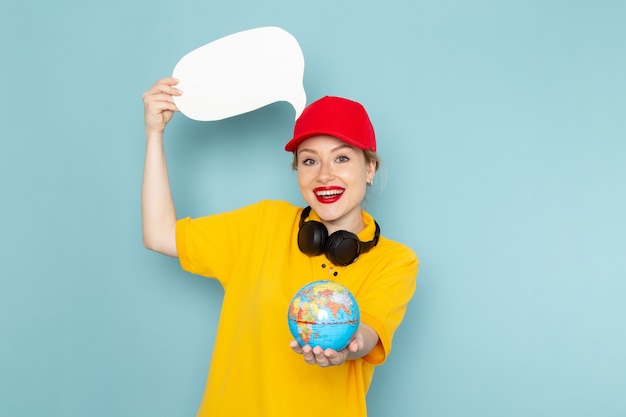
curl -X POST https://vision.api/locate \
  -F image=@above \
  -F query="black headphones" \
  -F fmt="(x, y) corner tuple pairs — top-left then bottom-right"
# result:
(297, 206), (381, 266)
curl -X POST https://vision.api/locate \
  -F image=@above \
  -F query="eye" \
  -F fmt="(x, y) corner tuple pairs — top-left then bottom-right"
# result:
(336, 155), (350, 163)
(300, 158), (317, 166)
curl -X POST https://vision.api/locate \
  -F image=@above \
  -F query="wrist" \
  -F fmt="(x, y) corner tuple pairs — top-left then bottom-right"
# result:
(146, 130), (165, 143)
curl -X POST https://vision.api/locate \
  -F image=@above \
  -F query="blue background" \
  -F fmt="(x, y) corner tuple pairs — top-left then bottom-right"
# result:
(1, 1), (625, 416)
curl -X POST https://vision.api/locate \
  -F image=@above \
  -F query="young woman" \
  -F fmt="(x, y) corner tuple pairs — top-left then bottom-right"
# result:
(142, 77), (418, 416)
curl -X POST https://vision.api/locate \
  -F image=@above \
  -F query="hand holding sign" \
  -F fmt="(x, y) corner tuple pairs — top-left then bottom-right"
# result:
(172, 27), (306, 121)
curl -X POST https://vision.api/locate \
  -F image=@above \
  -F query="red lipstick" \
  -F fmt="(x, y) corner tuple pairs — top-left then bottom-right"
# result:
(313, 186), (344, 204)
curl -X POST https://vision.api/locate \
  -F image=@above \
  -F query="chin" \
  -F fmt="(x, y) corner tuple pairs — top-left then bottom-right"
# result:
(312, 204), (344, 221)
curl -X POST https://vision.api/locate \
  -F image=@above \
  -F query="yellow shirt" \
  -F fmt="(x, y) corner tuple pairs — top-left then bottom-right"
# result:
(176, 200), (418, 417)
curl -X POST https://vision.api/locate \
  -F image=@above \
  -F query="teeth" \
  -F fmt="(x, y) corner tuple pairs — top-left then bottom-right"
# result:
(316, 189), (343, 197)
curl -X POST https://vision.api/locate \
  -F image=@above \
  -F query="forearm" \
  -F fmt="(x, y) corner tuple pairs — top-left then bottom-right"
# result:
(141, 131), (178, 257)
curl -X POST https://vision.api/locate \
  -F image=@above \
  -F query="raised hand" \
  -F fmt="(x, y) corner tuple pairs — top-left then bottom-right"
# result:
(142, 77), (182, 135)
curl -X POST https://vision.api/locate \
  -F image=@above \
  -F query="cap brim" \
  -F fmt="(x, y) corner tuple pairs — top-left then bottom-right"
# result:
(285, 131), (369, 152)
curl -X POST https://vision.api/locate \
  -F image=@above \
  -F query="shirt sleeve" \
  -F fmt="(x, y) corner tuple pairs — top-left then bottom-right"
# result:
(358, 241), (419, 365)
(175, 201), (270, 285)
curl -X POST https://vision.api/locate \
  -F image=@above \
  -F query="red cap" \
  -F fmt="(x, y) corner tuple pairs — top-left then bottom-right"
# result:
(284, 96), (376, 152)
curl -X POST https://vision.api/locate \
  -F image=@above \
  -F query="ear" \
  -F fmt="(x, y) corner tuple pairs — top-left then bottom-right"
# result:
(365, 159), (377, 183)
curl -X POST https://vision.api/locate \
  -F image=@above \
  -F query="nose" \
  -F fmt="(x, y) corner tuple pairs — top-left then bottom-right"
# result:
(316, 161), (334, 183)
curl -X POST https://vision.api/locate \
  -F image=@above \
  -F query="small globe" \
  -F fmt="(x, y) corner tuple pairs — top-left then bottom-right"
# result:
(287, 280), (360, 351)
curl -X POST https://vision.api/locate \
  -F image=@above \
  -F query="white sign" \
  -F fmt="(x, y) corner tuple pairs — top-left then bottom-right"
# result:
(172, 26), (306, 121)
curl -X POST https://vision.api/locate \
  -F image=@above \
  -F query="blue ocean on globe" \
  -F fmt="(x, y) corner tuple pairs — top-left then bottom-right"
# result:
(287, 280), (360, 351)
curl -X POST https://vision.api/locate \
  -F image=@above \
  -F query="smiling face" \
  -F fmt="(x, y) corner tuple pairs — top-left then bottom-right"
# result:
(296, 135), (377, 234)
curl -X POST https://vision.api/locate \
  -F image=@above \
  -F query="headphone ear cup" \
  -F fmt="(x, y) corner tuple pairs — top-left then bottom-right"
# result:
(298, 220), (328, 256)
(325, 231), (361, 266)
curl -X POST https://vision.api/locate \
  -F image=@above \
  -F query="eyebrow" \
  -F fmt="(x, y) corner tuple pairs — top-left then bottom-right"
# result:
(298, 144), (355, 155)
